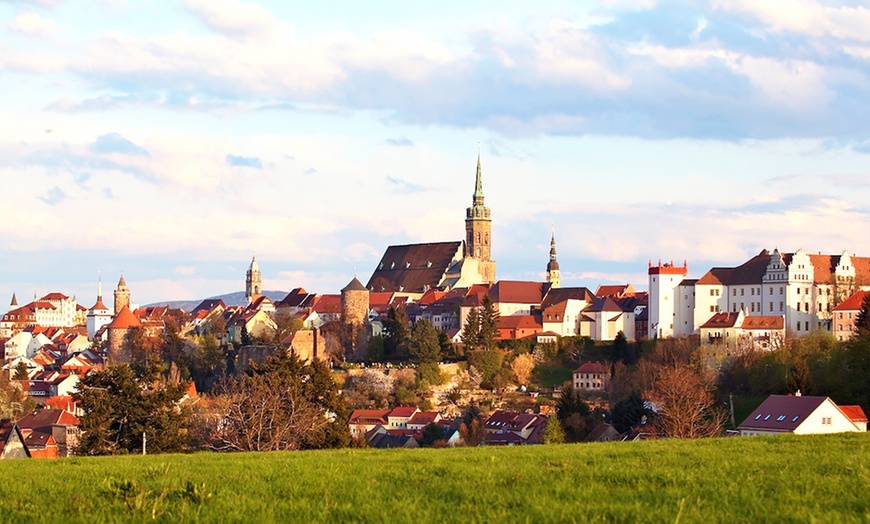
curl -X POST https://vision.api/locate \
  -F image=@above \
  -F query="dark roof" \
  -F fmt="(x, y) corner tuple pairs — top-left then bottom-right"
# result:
(342, 277), (368, 292)
(585, 296), (623, 313)
(574, 362), (608, 374)
(541, 287), (595, 309)
(490, 281), (550, 304)
(191, 299), (226, 315)
(738, 395), (830, 432)
(697, 250), (770, 286)
(367, 242), (462, 293)
(17, 408), (79, 430)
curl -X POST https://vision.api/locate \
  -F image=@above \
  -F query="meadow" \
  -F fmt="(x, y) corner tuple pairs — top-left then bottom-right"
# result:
(1, 433), (868, 523)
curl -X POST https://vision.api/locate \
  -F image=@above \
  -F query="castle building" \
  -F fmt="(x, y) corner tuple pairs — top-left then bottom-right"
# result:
(86, 277), (113, 341)
(546, 230), (560, 288)
(651, 249), (870, 339)
(367, 151), (497, 293)
(246, 256), (262, 305)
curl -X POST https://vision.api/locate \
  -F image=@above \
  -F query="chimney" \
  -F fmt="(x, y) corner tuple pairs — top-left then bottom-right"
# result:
(795, 389), (801, 397)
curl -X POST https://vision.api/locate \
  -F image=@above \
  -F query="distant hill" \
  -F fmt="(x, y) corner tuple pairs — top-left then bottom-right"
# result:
(145, 290), (289, 312)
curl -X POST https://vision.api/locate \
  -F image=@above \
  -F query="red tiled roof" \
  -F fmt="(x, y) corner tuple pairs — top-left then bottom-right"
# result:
(741, 316), (784, 330)
(388, 406), (419, 418)
(408, 411), (439, 426)
(574, 362), (608, 374)
(701, 312), (741, 328)
(804, 254), (870, 284)
(839, 405), (868, 423)
(40, 292), (69, 301)
(833, 291), (870, 312)
(107, 306), (141, 330)
(348, 409), (391, 425)
(311, 295), (341, 314)
(490, 281), (550, 305)
(367, 241), (463, 293)
(497, 315), (542, 330)
(595, 284), (635, 298)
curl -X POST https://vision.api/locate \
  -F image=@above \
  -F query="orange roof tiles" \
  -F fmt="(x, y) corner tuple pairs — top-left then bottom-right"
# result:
(741, 316), (784, 330)
(833, 291), (870, 312)
(574, 362), (608, 374)
(107, 306), (141, 330)
(701, 312), (741, 328)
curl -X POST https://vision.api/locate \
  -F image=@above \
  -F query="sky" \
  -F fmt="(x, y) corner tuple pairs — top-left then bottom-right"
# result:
(2, 0), (870, 306)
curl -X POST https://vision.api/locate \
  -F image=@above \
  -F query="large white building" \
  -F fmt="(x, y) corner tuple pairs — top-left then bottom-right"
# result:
(650, 249), (870, 338)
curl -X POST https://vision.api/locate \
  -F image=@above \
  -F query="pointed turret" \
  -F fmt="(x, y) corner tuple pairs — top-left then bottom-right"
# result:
(473, 149), (485, 204)
(547, 228), (561, 288)
(10, 292), (17, 307)
(246, 255), (262, 305)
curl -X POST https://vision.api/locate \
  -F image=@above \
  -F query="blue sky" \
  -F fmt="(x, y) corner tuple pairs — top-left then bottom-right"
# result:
(2, 0), (870, 305)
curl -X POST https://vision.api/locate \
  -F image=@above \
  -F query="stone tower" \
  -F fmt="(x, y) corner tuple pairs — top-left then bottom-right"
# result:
(246, 256), (262, 305)
(341, 277), (370, 360)
(547, 229), (561, 288)
(465, 150), (496, 283)
(113, 275), (131, 316)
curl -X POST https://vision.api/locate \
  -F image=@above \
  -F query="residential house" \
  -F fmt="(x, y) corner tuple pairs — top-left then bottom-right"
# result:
(540, 287), (595, 336)
(483, 410), (548, 445)
(832, 290), (869, 341)
(738, 394), (867, 436)
(0, 419), (30, 459)
(700, 311), (785, 352)
(407, 411), (442, 431)
(16, 409), (81, 458)
(573, 362), (608, 392)
(496, 315), (543, 340)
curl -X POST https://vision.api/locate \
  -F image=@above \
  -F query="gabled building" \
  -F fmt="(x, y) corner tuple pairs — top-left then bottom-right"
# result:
(738, 394), (867, 436)
(573, 362), (608, 392)
(16, 409), (80, 458)
(832, 290), (869, 341)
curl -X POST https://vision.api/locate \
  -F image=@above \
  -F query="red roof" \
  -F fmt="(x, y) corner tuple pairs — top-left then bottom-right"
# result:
(595, 284), (635, 298)
(839, 405), (868, 423)
(408, 411), (439, 426)
(833, 291), (870, 312)
(311, 295), (341, 315)
(107, 305), (141, 330)
(574, 362), (608, 374)
(489, 281), (550, 304)
(40, 292), (69, 301)
(701, 312), (741, 328)
(388, 406), (419, 418)
(497, 315), (542, 330)
(741, 316), (784, 330)
(348, 410), (390, 425)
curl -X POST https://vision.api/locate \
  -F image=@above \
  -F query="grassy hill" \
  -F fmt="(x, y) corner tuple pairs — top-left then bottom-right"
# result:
(1, 434), (868, 522)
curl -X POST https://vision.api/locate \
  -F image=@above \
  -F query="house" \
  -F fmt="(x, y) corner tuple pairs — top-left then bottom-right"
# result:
(700, 311), (785, 352)
(226, 308), (277, 344)
(495, 315), (543, 340)
(348, 410), (391, 438)
(304, 295), (341, 328)
(489, 280), (550, 317)
(386, 406), (420, 429)
(16, 408), (81, 458)
(540, 287), (595, 336)
(0, 419), (30, 459)
(585, 422), (621, 442)
(738, 394), (867, 436)
(579, 296), (637, 341)
(483, 410), (548, 445)
(407, 411), (441, 431)
(832, 290), (869, 341)
(573, 362), (608, 392)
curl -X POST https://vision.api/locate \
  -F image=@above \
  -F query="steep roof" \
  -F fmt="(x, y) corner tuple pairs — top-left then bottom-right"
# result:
(833, 291), (870, 312)
(595, 284), (635, 298)
(367, 242), (462, 293)
(541, 287), (595, 309)
(697, 250), (771, 286)
(342, 277), (368, 292)
(348, 410), (391, 425)
(738, 395), (829, 432)
(801, 253), (870, 284)
(107, 306), (140, 330)
(191, 299), (226, 315)
(388, 406), (419, 418)
(311, 295), (341, 315)
(17, 408), (79, 430)
(584, 296), (624, 313)
(839, 405), (868, 423)
(701, 312), (741, 328)
(574, 362), (608, 374)
(497, 315), (542, 330)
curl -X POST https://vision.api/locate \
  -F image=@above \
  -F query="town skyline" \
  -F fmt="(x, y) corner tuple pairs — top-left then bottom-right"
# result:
(3, 1), (870, 304)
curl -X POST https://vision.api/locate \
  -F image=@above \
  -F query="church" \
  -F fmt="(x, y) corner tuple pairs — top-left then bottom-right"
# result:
(366, 152), (497, 293)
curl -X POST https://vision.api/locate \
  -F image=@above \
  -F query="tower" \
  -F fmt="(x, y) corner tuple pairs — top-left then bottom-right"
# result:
(246, 256), (262, 305)
(9, 292), (17, 312)
(87, 275), (113, 341)
(464, 149), (496, 283)
(113, 275), (130, 316)
(648, 260), (688, 339)
(341, 276), (370, 360)
(547, 229), (561, 288)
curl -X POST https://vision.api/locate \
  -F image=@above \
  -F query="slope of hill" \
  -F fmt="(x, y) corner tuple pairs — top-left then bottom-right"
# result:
(145, 290), (289, 311)
(0, 433), (867, 521)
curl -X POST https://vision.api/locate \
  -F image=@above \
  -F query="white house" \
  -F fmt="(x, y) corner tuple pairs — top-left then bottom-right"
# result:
(738, 394), (867, 436)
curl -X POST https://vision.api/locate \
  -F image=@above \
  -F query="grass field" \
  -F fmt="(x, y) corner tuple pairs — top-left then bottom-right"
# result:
(1, 433), (868, 523)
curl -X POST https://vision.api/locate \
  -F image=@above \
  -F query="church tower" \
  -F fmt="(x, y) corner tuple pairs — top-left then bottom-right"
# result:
(113, 275), (131, 316)
(465, 150), (496, 283)
(246, 256), (262, 305)
(547, 229), (561, 288)
(87, 275), (113, 341)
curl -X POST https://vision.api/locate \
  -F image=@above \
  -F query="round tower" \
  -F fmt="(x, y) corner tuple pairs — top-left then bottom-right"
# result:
(246, 256), (262, 305)
(113, 275), (131, 316)
(341, 277), (369, 327)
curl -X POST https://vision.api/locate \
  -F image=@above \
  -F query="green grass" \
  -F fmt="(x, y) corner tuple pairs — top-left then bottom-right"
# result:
(1, 434), (869, 523)
(532, 361), (573, 388)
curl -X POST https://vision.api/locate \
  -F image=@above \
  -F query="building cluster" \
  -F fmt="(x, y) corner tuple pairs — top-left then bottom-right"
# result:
(648, 249), (870, 347)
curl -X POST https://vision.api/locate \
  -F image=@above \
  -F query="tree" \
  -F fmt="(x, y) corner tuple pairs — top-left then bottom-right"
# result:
(419, 423), (446, 447)
(383, 305), (411, 360)
(510, 353), (535, 385)
(459, 418), (485, 447)
(409, 318), (441, 364)
(74, 363), (189, 455)
(611, 392), (649, 433)
(202, 350), (350, 451)
(645, 365), (726, 439)
(542, 416), (566, 444)
(273, 312), (304, 344)
(612, 331), (629, 364)
(479, 296), (499, 351)
(556, 385), (593, 442)
(0, 372), (35, 419)
(187, 334), (226, 393)
(366, 334), (385, 364)
(467, 349), (504, 383)
(240, 325), (252, 346)
(460, 307), (481, 350)
(438, 331), (455, 359)
(12, 361), (28, 380)
(854, 294), (870, 339)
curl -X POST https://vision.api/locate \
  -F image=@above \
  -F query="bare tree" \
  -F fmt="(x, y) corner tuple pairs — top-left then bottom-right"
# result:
(510, 353), (535, 385)
(645, 364), (726, 439)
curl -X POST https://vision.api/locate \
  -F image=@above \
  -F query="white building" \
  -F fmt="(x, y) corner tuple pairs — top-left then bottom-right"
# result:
(647, 261), (688, 339)
(738, 394), (866, 436)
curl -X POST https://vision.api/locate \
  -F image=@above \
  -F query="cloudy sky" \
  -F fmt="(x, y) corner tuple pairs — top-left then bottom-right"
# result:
(2, 0), (870, 306)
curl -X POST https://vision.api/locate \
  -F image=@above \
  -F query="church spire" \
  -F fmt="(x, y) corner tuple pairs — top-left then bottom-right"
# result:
(473, 144), (484, 204)
(547, 227), (560, 288)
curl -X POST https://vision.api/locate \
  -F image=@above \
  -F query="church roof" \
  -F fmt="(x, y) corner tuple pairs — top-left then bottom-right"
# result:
(696, 250), (771, 286)
(367, 241), (462, 293)
(489, 281), (550, 304)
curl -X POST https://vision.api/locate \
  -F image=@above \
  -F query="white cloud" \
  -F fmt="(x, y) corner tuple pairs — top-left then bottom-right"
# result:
(175, 265), (196, 275)
(183, 0), (281, 38)
(7, 11), (55, 35)
(713, 0), (870, 42)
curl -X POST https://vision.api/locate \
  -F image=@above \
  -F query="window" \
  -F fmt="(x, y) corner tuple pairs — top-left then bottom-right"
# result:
(763, 414), (771, 421)
(839, 312), (843, 320)
(754, 414), (762, 420)
(710, 289), (715, 296)
(769, 302), (773, 312)
(751, 288), (755, 296)
(780, 287), (784, 295)
(733, 289), (737, 296)
(741, 289), (745, 296)
(805, 303), (809, 313)
(797, 322), (801, 332)
(797, 303), (801, 312)
(751, 302), (755, 312)
(716, 289), (720, 296)
(805, 321), (809, 331)
(776, 415), (786, 421)
(792, 416), (799, 422)
(849, 312), (853, 319)
(769, 287), (773, 294)
(779, 302), (784, 312)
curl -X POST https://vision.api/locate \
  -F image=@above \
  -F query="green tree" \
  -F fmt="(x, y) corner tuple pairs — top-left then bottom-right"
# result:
(557, 385), (593, 442)
(188, 334), (226, 393)
(854, 294), (870, 339)
(613, 331), (629, 364)
(479, 296), (499, 351)
(12, 361), (28, 380)
(383, 305), (411, 360)
(438, 331), (455, 359)
(612, 392), (649, 433)
(409, 318), (441, 364)
(74, 363), (189, 455)
(542, 416), (566, 444)
(419, 423), (446, 447)
(366, 334), (385, 364)
(240, 325), (252, 346)
(460, 307), (481, 350)
(467, 349), (504, 383)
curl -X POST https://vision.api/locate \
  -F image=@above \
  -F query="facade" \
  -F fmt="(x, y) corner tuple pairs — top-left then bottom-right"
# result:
(573, 362), (608, 392)
(647, 260), (689, 339)
(86, 278), (113, 341)
(652, 249), (870, 338)
(738, 394), (866, 436)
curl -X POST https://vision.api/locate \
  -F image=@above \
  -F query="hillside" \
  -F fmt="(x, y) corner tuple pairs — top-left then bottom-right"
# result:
(0, 433), (867, 522)
(145, 290), (289, 311)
